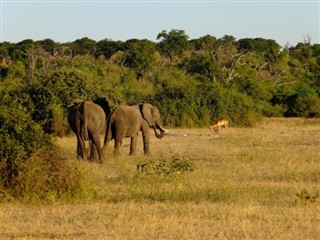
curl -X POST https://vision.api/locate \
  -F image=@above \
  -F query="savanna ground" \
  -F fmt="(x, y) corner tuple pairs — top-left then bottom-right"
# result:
(1, 118), (320, 239)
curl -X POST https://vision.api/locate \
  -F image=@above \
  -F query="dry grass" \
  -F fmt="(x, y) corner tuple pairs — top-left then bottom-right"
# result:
(1, 118), (320, 239)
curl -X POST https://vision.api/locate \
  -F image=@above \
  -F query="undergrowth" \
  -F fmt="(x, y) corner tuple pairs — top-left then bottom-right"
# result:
(0, 146), (96, 203)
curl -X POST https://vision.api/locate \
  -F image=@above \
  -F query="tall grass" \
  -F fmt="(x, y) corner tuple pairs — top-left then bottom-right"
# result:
(0, 146), (96, 203)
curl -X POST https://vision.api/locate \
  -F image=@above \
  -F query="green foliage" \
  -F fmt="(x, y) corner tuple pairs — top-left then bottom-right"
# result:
(47, 102), (69, 136)
(238, 38), (280, 61)
(182, 53), (218, 81)
(157, 29), (189, 60)
(24, 55), (123, 134)
(190, 34), (217, 52)
(137, 156), (194, 175)
(0, 98), (51, 186)
(68, 37), (97, 56)
(200, 83), (262, 126)
(259, 100), (284, 117)
(124, 39), (157, 78)
(97, 39), (124, 59)
(290, 94), (320, 118)
(286, 86), (320, 117)
(0, 74), (95, 202)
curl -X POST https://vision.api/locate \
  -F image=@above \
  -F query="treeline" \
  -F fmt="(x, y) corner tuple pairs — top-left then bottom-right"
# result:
(1, 29), (320, 170)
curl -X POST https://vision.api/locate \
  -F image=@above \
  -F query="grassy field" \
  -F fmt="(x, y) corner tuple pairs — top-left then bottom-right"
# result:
(1, 118), (319, 239)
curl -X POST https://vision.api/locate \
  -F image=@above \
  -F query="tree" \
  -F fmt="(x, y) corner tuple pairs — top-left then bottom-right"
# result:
(156, 29), (189, 61)
(37, 39), (59, 56)
(96, 39), (124, 59)
(181, 53), (219, 82)
(189, 34), (217, 53)
(210, 35), (246, 84)
(68, 37), (97, 56)
(124, 39), (157, 78)
(239, 38), (280, 55)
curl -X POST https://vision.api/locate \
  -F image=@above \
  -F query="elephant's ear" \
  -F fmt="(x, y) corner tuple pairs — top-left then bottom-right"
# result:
(141, 103), (154, 127)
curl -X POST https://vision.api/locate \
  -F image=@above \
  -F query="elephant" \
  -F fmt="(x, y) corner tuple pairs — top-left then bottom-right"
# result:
(67, 98), (111, 163)
(104, 103), (167, 155)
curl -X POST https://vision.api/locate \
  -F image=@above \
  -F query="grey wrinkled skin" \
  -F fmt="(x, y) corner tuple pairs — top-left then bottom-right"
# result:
(67, 98), (110, 163)
(104, 103), (167, 155)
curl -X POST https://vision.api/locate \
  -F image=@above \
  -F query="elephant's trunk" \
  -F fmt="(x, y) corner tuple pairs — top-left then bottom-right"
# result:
(153, 125), (167, 139)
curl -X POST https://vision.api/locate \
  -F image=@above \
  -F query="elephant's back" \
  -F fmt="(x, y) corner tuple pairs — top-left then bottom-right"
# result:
(110, 105), (140, 135)
(111, 106), (128, 123)
(84, 101), (106, 130)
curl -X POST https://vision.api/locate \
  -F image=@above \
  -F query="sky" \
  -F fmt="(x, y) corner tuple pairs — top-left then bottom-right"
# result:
(0, 0), (319, 47)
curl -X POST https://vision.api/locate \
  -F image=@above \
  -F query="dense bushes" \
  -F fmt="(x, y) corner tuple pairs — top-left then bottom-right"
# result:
(0, 108), (49, 190)
(288, 94), (320, 117)
(0, 80), (94, 201)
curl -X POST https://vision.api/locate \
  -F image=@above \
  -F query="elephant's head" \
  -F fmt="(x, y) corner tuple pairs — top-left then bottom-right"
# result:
(140, 103), (167, 138)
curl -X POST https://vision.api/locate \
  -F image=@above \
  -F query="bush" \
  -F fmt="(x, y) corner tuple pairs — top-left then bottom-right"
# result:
(0, 101), (51, 185)
(0, 146), (96, 202)
(0, 95), (95, 202)
(290, 95), (320, 118)
(137, 156), (194, 175)
(205, 83), (262, 127)
(260, 100), (284, 117)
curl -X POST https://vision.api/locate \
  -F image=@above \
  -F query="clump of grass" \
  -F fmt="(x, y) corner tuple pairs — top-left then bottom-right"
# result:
(136, 156), (194, 175)
(0, 146), (96, 203)
(296, 189), (320, 204)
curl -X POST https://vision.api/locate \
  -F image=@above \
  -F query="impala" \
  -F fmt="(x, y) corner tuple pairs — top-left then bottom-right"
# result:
(209, 118), (229, 132)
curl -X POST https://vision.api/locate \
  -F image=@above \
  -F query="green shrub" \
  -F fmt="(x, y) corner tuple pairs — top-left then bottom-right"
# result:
(0, 94), (95, 202)
(260, 100), (284, 117)
(285, 86), (320, 117)
(291, 95), (320, 117)
(46, 102), (69, 136)
(137, 156), (194, 175)
(205, 83), (262, 127)
(0, 101), (51, 185)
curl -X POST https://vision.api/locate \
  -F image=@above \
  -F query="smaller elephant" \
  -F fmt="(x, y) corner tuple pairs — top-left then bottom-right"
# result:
(104, 103), (167, 155)
(67, 98), (110, 163)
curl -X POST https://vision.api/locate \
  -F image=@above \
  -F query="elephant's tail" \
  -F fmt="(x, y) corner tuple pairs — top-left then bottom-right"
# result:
(103, 114), (113, 147)
(82, 101), (89, 140)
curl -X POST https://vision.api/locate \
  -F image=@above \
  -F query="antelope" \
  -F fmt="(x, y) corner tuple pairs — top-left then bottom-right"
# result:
(209, 118), (229, 132)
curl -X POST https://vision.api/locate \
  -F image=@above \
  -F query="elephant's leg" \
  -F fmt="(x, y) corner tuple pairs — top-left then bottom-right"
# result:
(91, 134), (103, 163)
(129, 134), (138, 155)
(142, 132), (150, 155)
(102, 139), (110, 155)
(89, 140), (93, 159)
(89, 140), (98, 160)
(114, 138), (122, 155)
(76, 138), (82, 160)
(77, 136), (87, 160)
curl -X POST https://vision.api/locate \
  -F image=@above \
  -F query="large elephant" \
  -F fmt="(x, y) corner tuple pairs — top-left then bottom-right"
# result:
(104, 103), (167, 155)
(67, 98), (110, 163)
